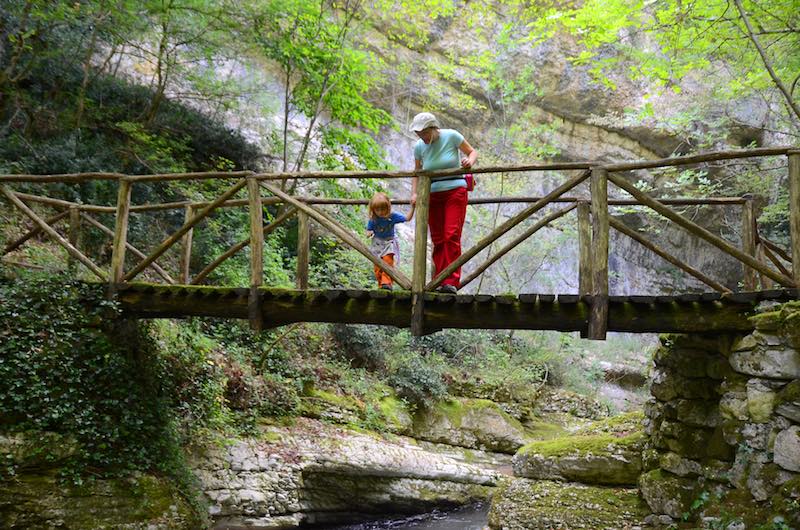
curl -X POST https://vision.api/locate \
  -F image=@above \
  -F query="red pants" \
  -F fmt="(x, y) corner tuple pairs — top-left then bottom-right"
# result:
(428, 186), (467, 287)
(374, 253), (395, 287)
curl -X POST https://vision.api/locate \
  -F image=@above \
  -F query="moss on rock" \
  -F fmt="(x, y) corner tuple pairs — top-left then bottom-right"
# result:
(488, 478), (648, 529)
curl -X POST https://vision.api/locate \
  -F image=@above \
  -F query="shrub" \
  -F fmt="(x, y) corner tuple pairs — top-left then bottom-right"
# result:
(330, 324), (391, 369)
(386, 351), (447, 409)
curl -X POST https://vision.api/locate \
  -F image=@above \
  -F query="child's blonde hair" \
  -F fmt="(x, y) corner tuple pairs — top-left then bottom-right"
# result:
(368, 192), (391, 220)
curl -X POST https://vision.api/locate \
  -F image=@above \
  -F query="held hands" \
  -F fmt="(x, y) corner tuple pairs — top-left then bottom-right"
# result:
(460, 157), (473, 169)
(410, 193), (417, 206)
(366, 230), (374, 238)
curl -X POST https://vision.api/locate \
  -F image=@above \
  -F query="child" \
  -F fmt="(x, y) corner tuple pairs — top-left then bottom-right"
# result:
(366, 192), (415, 290)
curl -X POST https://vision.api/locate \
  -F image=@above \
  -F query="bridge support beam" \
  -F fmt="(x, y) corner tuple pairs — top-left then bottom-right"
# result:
(411, 175), (431, 336)
(588, 168), (609, 340)
(789, 150), (800, 288)
(248, 177), (264, 332)
(742, 197), (758, 290)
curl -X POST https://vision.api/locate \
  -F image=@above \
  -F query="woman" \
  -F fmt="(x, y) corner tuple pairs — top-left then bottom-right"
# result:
(409, 112), (478, 293)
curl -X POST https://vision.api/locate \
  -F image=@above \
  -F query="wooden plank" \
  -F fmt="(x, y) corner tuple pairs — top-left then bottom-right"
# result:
(607, 172), (796, 287)
(124, 178), (247, 282)
(588, 168), (609, 340)
(427, 170), (591, 290)
(259, 181), (412, 290)
(412, 174), (431, 336)
(116, 284), (760, 334)
(558, 294), (580, 303)
(577, 201), (592, 296)
(3, 209), (69, 254)
(609, 218), (731, 293)
(296, 211), (310, 290)
(179, 205), (194, 284)
(742, 198), (758, 290)
(0, 186), (107, 280)
(247, 177), (264, 332)
(518, 294), (538, 304)
(459, 203), (577, 289)
(538, 294), (556, 303)
(789, 151), (800, 286)
(191, 207), (296, 285)
(81, 213), (175, 284)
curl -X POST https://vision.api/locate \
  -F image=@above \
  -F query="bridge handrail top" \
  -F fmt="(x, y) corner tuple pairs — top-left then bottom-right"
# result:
(0, 146), (795, 184)
(11, 190), (751, 213)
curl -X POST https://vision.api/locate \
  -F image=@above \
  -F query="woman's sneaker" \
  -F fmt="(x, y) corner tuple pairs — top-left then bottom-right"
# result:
(380, 284), (393, 290)
(436, 284), (457, 294)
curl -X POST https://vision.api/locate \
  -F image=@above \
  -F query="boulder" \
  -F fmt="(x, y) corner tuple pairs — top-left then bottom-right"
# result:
(487, 478), (648, 529)
(512, 430), (644, 486)
(775, 380), (800, 423)
(774, 426), (800, 472)
(411, 398), (529, 453)
(639, 469), (699, 519)
(729, 347), (800, 380)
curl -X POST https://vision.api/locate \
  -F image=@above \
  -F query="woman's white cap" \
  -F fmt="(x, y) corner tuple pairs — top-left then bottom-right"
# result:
(409, 112), (440, 132)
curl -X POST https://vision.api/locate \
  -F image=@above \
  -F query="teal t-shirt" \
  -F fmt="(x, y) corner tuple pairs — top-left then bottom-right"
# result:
(413, 129), (467, 193)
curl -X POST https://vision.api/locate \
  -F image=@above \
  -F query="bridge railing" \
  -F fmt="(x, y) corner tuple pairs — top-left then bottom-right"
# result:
(1, 146), (798, 338)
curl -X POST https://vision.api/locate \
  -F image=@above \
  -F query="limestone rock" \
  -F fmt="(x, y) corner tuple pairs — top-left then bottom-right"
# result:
(513, 431), (644, 486)
(746, 379), (784, 423)
(638, 469), (699, 519)
(775, 380), (800, 423)
(774, 426), (800, 472)
(719, 392), (749, 421)
(487, 478), (648, 529)
(412, 397), (529, 453)
(729, 347), (800, 380)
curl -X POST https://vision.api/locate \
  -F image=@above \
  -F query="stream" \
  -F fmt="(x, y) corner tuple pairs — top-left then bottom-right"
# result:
(312, 503), (489, 529)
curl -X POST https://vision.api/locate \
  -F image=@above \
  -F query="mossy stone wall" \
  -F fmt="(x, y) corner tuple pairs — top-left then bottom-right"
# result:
(640, 302), (800, 526)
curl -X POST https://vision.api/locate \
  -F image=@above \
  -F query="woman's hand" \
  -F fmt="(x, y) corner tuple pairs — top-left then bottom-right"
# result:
(410, 192), (417, 206)
(460, 157), (473, 169)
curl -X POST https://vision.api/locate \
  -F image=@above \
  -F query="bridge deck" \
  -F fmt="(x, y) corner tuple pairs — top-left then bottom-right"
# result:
(115, 284), (799, 335)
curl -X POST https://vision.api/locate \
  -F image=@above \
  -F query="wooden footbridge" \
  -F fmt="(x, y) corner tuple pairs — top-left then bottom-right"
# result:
(2, 147), (799, 339)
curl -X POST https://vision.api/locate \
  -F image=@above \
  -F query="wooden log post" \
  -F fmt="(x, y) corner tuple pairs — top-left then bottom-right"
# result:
(247, 177), (264, 332)
(110, 178), (132, 288)
(68, 206), (81, 274)
(741, 197), (758, 290)
(589, 168), (609, 340)
(577, 201), (592, 297)
(789, 150), (800, 288)
(296, 211), (310, 290)
(179, 205), (194, 284)
(412, 175), (431, 336)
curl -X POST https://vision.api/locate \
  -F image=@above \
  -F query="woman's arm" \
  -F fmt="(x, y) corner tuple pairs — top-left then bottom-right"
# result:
(411, 159), (422, 206)
(459, 140), (477, 169)
(406, 202), (416, 221)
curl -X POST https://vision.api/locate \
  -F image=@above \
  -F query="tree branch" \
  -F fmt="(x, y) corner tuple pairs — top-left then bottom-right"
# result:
(732, 0), (800, 125)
